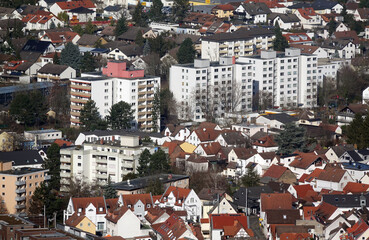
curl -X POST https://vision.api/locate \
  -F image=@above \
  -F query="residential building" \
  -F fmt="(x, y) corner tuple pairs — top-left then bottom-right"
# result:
(0, 214), (35, 239)
(317, 58), (351, 84)
(211, 4), (234, 19)
(37, 63), (76, 82)
(24, 128), (63, 147)
(0, 167), (49, 214)
(22, 11), (63, 31)
(210, 213), (253, 240)
(268, 13), (301, 30)
(201, 27), (275, 61)
(239, 48), (319, 108)
(169, 57), (254, 121)
(255, 113), (298, 130)
(49, 0), (96, 22)
(70, 61), (160, 132)
(0, 150), (45, 169)
(295, 8), (322, 29)
(40, 31), (80, 45)
(105, 206), (144, 238)
(234, 2), (271, 23)
(337, 104), (368, 126)
(112, 174), (189, 195)
(59, 135), (158, 191)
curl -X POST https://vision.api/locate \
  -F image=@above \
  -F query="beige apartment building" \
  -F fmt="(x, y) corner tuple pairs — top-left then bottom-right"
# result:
(0, 167), (49, 214)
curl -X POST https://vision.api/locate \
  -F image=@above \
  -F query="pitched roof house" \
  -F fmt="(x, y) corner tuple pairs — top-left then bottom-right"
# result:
(105, 206), (142, 238)
(40, 31), (80, 45)
(210, 213), (254, 239)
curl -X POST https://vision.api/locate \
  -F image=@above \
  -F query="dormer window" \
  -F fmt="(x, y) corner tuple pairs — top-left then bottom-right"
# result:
(128, 205), (131, 208)
(99, 207), (103, 212)
(78, 208), (82, 213)
(147, 204), (151, 208)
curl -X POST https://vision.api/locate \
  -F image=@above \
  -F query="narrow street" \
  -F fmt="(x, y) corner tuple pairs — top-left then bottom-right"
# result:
(249, 215), (267, 240)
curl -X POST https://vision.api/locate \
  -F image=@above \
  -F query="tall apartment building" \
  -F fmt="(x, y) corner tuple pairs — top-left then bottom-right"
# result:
(169, 57), (255, 121)
(201, 27), (275, 61)
(0, 167), (49, 214)
(59, 134), (158, 192)
(70, 61), (160, 132)
(239, 48), (318, 108)
(170, 48), (319, 121)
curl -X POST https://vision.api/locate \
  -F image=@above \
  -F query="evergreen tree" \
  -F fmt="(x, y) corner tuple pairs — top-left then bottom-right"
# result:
(53, 53), (60, 64)
(107, 101), (134, 130)
(104, 176), (118, 199)
(273, 24), (289, 52)
(80, 100), (106, 131)
(346, 113), (367, 148)
(360, 0), (369, 8)
(241, 166), (260, 187)
(85, 19), (97, 34)
(146, 178), (164, 195)
(80, 52), (97, 73)
(122, 172), (138, 181)
(9, 91), (48, 126)
(135, 31), (145, 47)
(328, 19), (336, 35)
(133, 2), (148, 27)
(60, 42), (81, 70)
(152, 90), (160, 132)
(150, 148), (170, 174)
(57, 11), (69, 23)
(275, 123), (307, 155)
(172, 0), (190, 23)
(137, 149), (151, 176)
(177, 38), (196, 64)
(43, 143), (61, 190)
(72, 25), (84, 35)
(143, 39), (151, 56)
(115, 16), (128, 36)
(150, 0), (164, 21)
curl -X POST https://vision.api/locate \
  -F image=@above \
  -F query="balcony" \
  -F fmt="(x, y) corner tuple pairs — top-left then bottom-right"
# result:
(220, 44), (227, 48)
(146, 83), (154, 88)
(70, 105), (83, 111)
(15, 180), (26, 186)
(219, 49), (227, 54)
(15, 204), (26, 209)
(71, 98), (88, 104)
(70, 111), (81, 117)
(71, 91), (91, 98)
(96, 173), (108, 179)
(15, 188), (26, 194)
(96, 157), (107, 164)
(245, 42), (253, 46)
(45, 175), (51, 180)
(60, 164), (70, 170)
(71, 84), (91, 91)
(60, 172), (70, 178)
(15, 196), (26, 202)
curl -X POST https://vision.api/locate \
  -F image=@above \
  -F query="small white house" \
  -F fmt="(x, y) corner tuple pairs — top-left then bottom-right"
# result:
(105, 207), (143, 238)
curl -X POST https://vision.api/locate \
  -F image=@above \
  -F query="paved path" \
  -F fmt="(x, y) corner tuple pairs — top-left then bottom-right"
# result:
(249, 215), (267, 239)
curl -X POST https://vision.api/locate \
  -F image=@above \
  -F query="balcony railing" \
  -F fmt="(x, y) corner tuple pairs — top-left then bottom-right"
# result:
(15, 188), (26, 194)
(15, 181), (26, 186)
(15, 196), (26, 202)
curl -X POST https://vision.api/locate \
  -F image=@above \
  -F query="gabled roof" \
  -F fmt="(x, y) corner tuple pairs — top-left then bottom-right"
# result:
(151, 214), (189, 240)
(56, 0), (96, 10)
(116, 44), (143, 57)
(211, 213), (248, 230)
(242, 2), (271, 16)
(202, 27), (274, 42)
(38, 63), (70, 75)
(330, 145), (355, 158)
(69, 6), (94, 13)
(21, 39), (53, 53)
(260, 193), (292, 211)
(260, 113), (298, 124)
(293, 184), (316, 199)
(193, 128), (221, 142)
(262, 164), (288, 179)
(0, 150), (44, 166)
(117, 26), (150, 41)
(253, 135), (276, 147)
(297, 7), (317, 20)
(160, 186), (191, 205)
(219, 131), (249, 146)
(198, 142), (223, 156)
(198, 188), (226, 201)
(121, 193), (153, 209)
(299, 168), (325, 182)
(333, 30), (360, 44)
(232, 147), (257, 159)
(283, 33), (312, 43)
(187, 154), (208, 163)
(265, 209), (301, 224)
(357, 8), (369, 20)
(71, 196), (106, 215)
(343, 182), (369, 194)
(268, 13), (300, 23)
(289, 152), (323, 169)
(347, 220), (369, 239)
(65, 212), (89, 227)
(162, 141), (182, 155)
(316, 167), (347, 182)
(77, 34), (101, 46)
(105, 206), (130, 224)
(212, 4), (235, 11)
(339, 103), (368, 114)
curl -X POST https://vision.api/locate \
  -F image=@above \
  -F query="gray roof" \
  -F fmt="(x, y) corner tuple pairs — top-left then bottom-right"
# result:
(233, 186), (273, 207)
(112, 174), (189, 191)
(117, 27), (150, 41)
(0, 167), (47, 176)
(243, 2), (271, 16)
(202, 26), (274, 42)
(268, 13), (300, 23)
(331, 145), (355, 158)
(0, 82), (54, 95)
(16, 61), (34, 71)
(346, 150), (364, 162)
(38, 63), (69, 75)
(322, 193), (368, 208)
(320, 39), (353, 50)
(0, 150), (44, 166)
(82, 129), (163, 138)
(117, 44), (143, 57)
(261, 113), (298, 124)
(69, 6), (94, 14)
(0, 7), (15, 14)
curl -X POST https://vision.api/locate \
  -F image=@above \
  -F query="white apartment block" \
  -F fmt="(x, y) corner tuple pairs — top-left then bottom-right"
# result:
(238, 48), (319, 108)
(59, 135), (157, 192)
(70, 61), (160, 132)
(169, 57), (254, 121)
(201, 27), (275, 61)
(317, 58), (351, 84)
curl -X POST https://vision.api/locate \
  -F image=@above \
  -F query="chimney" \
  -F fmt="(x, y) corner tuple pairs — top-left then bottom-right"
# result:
(100, 138), (104, 145)
(127, 179), (131, 185)
(232, 56), (236, 64)
(203, 128), (206, 132)
(112, 136), (115, 142)
(168, 174), (173, 180)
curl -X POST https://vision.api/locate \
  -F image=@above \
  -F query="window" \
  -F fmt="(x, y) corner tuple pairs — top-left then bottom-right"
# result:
(78, 163), (81, 167)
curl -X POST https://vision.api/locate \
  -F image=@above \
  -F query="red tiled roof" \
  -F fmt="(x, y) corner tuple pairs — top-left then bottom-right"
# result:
(293, 184), (315, 198)
(289, 152), (323, 169)
(65, 213), (87, 227)
(253, 135), (276, 147)
(197, 121), (219, 130)
(262, 164), (288, 179)
(211, 214), (248, 230)
(299, 168), (325, 182)
(42, 31), (80, 43)
(280, 233), (312, 240)
(72, 197), (106, 215)
(333, 30), (360, 44)
(122, 193), (153, 209)
(105, 206), (130, 224)
(260, 193), (292, 211)
(317, 168), (346, 183)
(319, 123), (339, 132)
(212, 4), (235, 11)
(56, 0), (96, 10)
(160, 186), (191, 205)
(297, 7), (316, 19)
(162, 141), (181, 155)
(54, 139), (73, 147)
(151, 214), (188, 240)
(314, 201), (338, 222)
(343, 182), (369, 194)
(347, 220), (369, 238)
(198, 142), (223, 156)
(193, 128), (221, 142)
(232, 147), (257, 159)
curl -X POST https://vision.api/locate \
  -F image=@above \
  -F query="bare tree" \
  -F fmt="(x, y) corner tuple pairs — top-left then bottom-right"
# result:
(64, 177), (104, 198)
(253, 90), (273, 111)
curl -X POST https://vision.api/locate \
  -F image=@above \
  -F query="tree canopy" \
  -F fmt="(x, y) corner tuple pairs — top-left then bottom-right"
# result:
(104, 177), (118, 199)
(80, 100), (107, 131)
(172, 0), (190, 23)
(137, 148), (171, 176)
(107, 101), (134, 130)
(273, 24), (289, 52)
(275, 123), (307, 155)
(345, 113), (369, 149)
(43, 143), (61, 190)
(10, 91), (48, 126)
(80, 52), (97, 73)
(240, 166), (260, 187)
(133, 2), (148, 27)
(60, 42), (81, 70)
(149, 0), (164, 22)
(115, 16), (128, 36)
(177, 38), (196, 64)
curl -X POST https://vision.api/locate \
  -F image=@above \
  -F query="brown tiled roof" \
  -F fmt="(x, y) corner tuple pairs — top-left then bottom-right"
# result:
(105, 206), (130, 224)
(265, 209), (301, 224)
(314, 201), (338, 222)
(289, 152), (322, 169)
(262, 164), (288, 179)
(232, 147), (257, 159)
(260, 193), (292, 211)
(187, 154), (208, 163)
(340, 103), (369, 114)
(253, 135), (276, 147)
(197, 122), (219, 130)
(199, 142), (223, 156)
(65, 213), (86, 227)
(357, 8), (369, 20)
(77, 34), (102, 46)
(290, 44), (320, 54)
(317, 168), (346, 182)
(212, 4), (235, 11)
(197, 188), (226, 201)
(343, 182), (369, 194)
(151, 214), (188, 240)
(333, 30), (360, 44)
(38, 63), (69, 75)
(259, 152), (276, 160)
(122, 193), (153, 209)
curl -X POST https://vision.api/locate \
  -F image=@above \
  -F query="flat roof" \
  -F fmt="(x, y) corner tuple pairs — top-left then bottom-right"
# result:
(0, 167), (47, 176)
(25, 129), (60, 134)
(113, 174), (189, 191)
(0, 82), (54, 95)
(0, 214), (34, 225)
